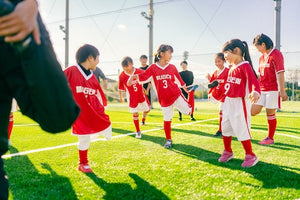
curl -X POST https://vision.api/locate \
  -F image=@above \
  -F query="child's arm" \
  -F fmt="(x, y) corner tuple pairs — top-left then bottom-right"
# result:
(119, 90), (125, 103)
(278, 71), (288, 101)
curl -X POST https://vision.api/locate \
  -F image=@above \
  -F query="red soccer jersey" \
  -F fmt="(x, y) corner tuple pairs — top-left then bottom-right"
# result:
(209, 67), (229, 101)
(258, 48), (284, 91)
(119, 68), (147, 108)
(64, 65), (111, 135)
(137, 63), (185, 107)
(224, 61), (261, 98)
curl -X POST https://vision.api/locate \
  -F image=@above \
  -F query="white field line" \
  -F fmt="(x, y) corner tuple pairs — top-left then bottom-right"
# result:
(3, 117), (299, 159)
(2, 118), (216, 159)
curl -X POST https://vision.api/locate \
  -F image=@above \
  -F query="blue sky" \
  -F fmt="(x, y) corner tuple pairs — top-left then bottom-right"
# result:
(38, 0), (300, 82)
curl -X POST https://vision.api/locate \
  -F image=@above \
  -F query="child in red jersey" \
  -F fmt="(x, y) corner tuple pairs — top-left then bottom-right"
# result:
(252, 34), (288, 145)
(220, 39), (261, 167)
(206, 53), (229, 137)
(64, 44), (112, 173)
(119, 57), (150, 138)
(127, 44), (191, 148)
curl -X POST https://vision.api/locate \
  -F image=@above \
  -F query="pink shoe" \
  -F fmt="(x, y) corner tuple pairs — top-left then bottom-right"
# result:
(241, 154), (259, 167)
(258, 137), (274, 145)
(218, 150), (234, 162)
(78, 164), (93, 173)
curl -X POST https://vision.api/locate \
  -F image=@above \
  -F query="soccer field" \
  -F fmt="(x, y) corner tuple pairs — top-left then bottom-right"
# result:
(3, 101), (300, 200)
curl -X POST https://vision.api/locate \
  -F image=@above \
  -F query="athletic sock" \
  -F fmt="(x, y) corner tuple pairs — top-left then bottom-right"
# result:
(164, 121), (172, 140)
(218, 111), (222, 132)
(8, 115), (14, 139)
(222, 136), (232, 152)
(267, 114), (276, 140)
(79, 149), (88, 165)
(241, 140), (255, 156)
(133, 114), (140, 132)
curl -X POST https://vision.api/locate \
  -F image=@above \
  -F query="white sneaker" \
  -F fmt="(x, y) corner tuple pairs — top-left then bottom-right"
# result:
(135, 131), (142, 139)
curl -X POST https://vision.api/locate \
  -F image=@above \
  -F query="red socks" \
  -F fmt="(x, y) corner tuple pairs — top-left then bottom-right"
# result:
(8, 115), (14, 139)
(79, 149), (88, 165)
(142, 117), (146, 123)
(267, 114), (276, 140)
(164, 121), (172, 140)
(218, 111), (222, 132)
(241, 140), (255, 156)
(222, 136), (232, 152)
(133, 114), (140, 132)
(188, 90), (195, 114)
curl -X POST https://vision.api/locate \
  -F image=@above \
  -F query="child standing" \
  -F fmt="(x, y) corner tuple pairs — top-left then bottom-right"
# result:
(64, 44), (112, 173)
(139, 55), (152, 110)
(252, 34), (288, 145)
(119, 56), (150, 138)
(206, 53), (229, 137)
(219, 39), (261, 167)
(127, 44), (191, 148)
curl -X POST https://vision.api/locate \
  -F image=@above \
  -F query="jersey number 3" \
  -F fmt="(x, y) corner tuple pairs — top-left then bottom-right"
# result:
(162, 80), (168, 89)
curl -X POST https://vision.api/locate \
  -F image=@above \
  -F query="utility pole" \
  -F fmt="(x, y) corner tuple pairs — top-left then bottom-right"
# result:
(274, 0), (281, 50)
(141, 0), (154, 65)
(65, 0), (69, 68)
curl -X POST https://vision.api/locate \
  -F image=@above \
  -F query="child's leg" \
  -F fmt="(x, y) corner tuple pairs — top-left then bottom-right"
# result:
(266, 109), (277, 140)
(222, 136), (232, 152)
(8, 113), (13, 140)
(218, 111), (222, 132)
(78, 135), (91, 165)
(164, 121), (172, 140)
(142, 109), (150, 124)
(161, 105), (174, 148)
(241, 140), (255, 156)
(133, 113), (140, 133)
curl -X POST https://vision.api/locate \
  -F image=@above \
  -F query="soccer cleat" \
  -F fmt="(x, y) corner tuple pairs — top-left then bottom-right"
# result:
(78, 164), (93, 173)
(241, 154), (259, 167)
(214, 130), (222, 137)
(164, 139), (172, 148)
(258, 137), (274, 145)
(218, 150), (234, 162)
(141, 121), (145, 126)
(208, 80), (219, 88)
(191, 117), (196, 121)
(135, 131), (142, 139)
(178, 118), (182, 121)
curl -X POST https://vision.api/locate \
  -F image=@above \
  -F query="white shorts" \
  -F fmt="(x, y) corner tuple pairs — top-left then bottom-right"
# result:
(129, 100), (150, 113)
(11, 99), (18, 112)
(161, 95), (192, 121)
(255, 91), (280, 109)
(222, 97), (252, 141)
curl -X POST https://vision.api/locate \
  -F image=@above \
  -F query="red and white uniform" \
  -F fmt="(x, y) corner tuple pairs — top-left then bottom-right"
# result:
(222, 61), (261, 141)
(119, 68), (150, 111)
(138, 63), (186, 107)
(208, 67), (229, 103)
(255, 48), (284, 109)
(64, 65), (111, 136)
(258, 48), (284, 91)
(137, 63), (191, 121)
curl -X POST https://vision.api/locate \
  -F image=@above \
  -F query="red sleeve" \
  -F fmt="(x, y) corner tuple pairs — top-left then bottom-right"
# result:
(173, 66), (185, 87)
(274, 50), (285, 73)
(118, 74), (125, 91)
(245, 65), (261, 95)
(138, 65), (153, 83)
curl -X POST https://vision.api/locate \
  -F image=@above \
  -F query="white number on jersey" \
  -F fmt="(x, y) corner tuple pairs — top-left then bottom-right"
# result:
(224, 83), (230, 95)
(163, 80), (168, 89)
(133, 84), (138, 92)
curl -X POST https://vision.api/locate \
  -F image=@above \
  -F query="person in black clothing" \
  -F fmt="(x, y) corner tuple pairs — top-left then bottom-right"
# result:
(139, 55), (152, 110)
(0, 1), (79, 199)
(179, 61), (196, 121)
(93, 66), (108, 89)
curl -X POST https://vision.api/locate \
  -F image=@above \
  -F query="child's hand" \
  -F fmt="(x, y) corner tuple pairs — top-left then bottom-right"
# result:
(127, 75), (136, 86)
(248, 91), (260, 104)
(205, 73), (211, 81)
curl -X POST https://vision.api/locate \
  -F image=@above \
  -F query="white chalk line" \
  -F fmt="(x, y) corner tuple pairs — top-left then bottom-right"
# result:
(3, 118), (299, 159)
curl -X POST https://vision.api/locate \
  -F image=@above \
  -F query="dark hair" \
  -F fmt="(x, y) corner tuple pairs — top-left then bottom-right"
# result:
(140, 55), (148, 59)
(76, 44), (99, 64)
(222, 39), (258, 78)
(154, 44), (173, 63)
(180, 60), (188, 65)
(121, 56), (133, 67)
(253, 33), (273, 50)
(215, 52), (225, 61)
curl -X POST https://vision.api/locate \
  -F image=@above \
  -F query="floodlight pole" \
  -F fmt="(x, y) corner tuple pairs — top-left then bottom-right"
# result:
(65, 0), (69, 68)
(149, 0), (154, 65)
(274, 0), (281, 50)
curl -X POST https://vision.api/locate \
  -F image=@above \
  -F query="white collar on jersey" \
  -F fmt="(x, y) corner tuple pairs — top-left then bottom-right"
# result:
(233, 61), (249, 69)
(124, 67), (136, 76)
(217, 66), (226, 76)
(76, 64), (94, 80)
(155, 62), (170, 70)
(263, 48), (275, 60)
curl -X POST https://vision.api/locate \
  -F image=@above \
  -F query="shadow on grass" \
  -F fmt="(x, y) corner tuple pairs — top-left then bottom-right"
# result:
(174, 128), (300, 151)
(141, 134), (300, 190)
(252, 124), (300, 135)
(112, 128), (133, 134)
(85, 173), (170, 200)
(4, 146), (78, 200)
